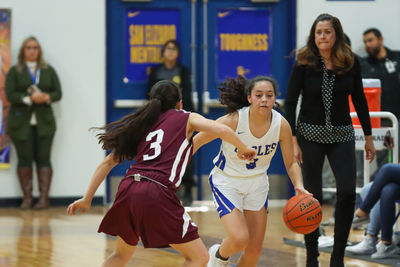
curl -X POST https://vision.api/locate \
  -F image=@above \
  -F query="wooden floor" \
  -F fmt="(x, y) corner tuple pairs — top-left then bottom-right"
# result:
(0, 203), (390, 267)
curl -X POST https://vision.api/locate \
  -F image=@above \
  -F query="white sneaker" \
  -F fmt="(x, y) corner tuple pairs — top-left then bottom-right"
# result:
(345, 235), (377, 255)
(351, 214), (370, 229)
(371, 241), (400, 259)
(393, 232), (400, 246)
(318, 235), (334, 248)
(207, 244), (229, 267)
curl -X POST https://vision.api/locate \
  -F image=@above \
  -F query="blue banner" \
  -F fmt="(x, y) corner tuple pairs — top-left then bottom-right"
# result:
(216, 9), (271, 81)
(125, 9), (180, 82)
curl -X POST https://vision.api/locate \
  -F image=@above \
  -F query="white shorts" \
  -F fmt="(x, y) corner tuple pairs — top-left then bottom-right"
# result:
(209, 168), (269, 218)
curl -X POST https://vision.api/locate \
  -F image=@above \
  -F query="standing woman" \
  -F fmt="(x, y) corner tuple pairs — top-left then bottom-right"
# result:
(147, 39), (193, 112)
(5, 36), (62, 209)
(147, 39), (195, 205)
(285, 14), (375, 267)
(194, 75), (311, 267)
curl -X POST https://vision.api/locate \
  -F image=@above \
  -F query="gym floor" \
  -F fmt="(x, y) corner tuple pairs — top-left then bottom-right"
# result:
(0, 203), (389, 267)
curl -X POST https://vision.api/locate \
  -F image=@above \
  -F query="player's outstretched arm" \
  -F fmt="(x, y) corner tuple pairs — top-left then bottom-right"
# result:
(67, 152), (119, 215)
(188, 112), (255, 160)
(191, 114), (233, 154)
(279, 118), (311, 196)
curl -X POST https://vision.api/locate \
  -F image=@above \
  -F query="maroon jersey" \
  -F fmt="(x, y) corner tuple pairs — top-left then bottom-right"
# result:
(126, 109), (193, 190)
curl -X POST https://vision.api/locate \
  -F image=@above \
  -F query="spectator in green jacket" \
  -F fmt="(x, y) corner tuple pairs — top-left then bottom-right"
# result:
(5, 36), (62, 209)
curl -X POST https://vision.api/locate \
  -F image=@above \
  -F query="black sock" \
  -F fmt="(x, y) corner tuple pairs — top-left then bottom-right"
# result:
(216, 248), (229, 261)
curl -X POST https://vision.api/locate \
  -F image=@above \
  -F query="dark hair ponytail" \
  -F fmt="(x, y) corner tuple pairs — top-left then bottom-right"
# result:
(218, 75), (278, 114)
(96, 80), (182, 162)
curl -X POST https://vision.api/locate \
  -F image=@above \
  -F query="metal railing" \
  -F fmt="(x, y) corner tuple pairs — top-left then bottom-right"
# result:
(323, 111), (398, 194)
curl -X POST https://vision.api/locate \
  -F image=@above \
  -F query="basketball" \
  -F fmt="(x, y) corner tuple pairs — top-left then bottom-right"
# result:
(283, 194), (322, 234)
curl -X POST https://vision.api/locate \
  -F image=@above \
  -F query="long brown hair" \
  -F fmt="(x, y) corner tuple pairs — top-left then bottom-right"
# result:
(218, 75), (278, 114)
(297, 13), (354, 74)
(96, 80), (182, 162)
(17, 36), (47, 73)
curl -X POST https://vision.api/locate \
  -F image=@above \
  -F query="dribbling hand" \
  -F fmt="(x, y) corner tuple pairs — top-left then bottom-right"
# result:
(67, 198), (91, 216)
(237, 147), (257, 161)
(294, 186), (312, 196)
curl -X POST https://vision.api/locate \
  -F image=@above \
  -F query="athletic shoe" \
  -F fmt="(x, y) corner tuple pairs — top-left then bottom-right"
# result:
(392, 231), (400, 246)
(371, 241), (400, 259)
(318, 235), (334, 248)
(207, 244), (229, 267)
(345, 235), (377, 254)
(351, 214), (370, 229)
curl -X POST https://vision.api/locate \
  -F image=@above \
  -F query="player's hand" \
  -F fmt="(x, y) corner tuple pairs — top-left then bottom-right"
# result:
(237, 146), (257, 161)
(295, 187), (312, 196)
(67, 198), (91, 216)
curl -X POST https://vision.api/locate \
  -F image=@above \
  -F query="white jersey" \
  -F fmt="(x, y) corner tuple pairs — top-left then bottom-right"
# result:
(213, 107), (282, 178)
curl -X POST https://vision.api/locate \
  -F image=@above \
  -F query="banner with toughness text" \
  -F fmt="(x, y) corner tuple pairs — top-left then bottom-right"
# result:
(0, 9), (11, 169)
(125, 9), (180, 82)
(216, 8), (271, 81)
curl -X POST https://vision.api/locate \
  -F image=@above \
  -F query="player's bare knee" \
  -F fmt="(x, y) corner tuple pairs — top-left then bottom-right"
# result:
(231, 231), (249, 250)
(113, 250), (133, 263)
(197, 249), (210, 265)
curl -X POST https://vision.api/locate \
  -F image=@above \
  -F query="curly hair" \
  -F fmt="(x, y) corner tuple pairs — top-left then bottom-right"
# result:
(218, 75), (278, 114)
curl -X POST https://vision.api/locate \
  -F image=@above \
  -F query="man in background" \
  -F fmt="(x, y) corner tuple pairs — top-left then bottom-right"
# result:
(361, 28), (400, 173)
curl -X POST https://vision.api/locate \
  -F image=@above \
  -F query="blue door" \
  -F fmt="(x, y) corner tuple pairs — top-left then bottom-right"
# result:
(197, 0), (296, 178)
(106, 0), (192, 201)
(106, 0), (296, 202)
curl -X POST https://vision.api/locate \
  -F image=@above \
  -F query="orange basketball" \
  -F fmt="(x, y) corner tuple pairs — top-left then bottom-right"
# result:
(283, 194), (322, 234)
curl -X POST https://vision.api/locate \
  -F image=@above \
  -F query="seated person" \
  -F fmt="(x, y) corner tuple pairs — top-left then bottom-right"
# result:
(346, 163), (400, 259)
(346, 182), (381, 255)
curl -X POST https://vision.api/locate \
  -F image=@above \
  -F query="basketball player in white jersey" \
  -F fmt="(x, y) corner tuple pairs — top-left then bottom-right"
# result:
(193, 75), (311, 267)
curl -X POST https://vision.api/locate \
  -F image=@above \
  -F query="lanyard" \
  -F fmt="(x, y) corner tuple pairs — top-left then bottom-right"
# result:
(28, 68), (40, 84)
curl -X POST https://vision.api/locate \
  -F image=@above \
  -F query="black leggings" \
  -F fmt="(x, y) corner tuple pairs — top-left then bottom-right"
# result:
(298, 135), (356, 263)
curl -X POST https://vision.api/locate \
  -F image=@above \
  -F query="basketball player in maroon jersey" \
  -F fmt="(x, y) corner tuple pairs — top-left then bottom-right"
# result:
(67, 80), (256, 267)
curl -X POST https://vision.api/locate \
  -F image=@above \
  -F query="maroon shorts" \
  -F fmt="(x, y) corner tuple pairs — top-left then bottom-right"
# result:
(98, 177), (199, 248)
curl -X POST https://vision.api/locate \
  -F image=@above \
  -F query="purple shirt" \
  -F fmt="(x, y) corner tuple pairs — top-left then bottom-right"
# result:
(126, 109), (193, 190)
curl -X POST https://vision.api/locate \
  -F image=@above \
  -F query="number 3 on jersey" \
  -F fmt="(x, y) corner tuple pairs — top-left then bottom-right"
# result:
(246, 158), (258, 169)
(143, 129), (164, 161)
